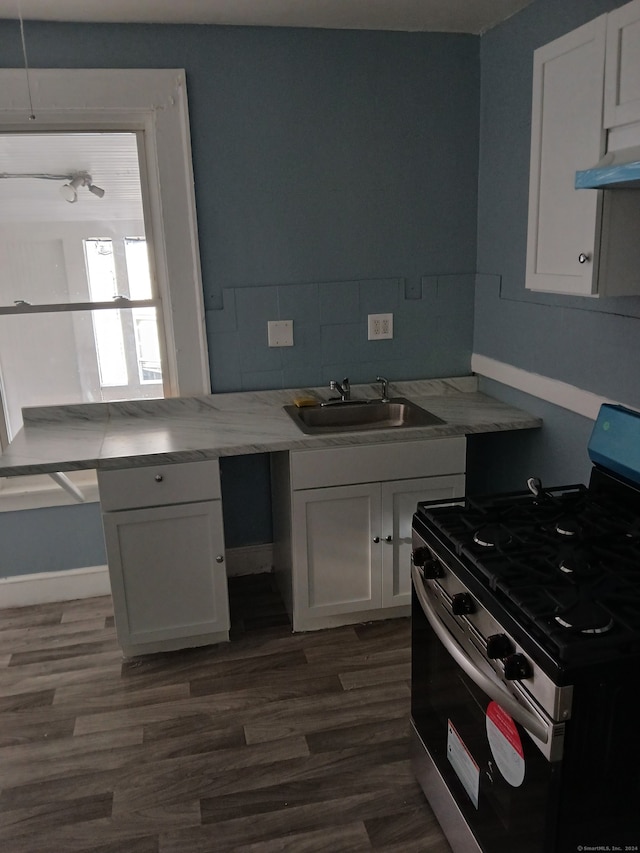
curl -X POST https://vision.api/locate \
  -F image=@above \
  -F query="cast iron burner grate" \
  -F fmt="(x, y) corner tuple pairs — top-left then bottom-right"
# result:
(417, 481), (640, 665)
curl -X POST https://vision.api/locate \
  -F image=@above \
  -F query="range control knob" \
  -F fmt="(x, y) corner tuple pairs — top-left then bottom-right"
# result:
(503, 653), (533, 681)
(451, 593), (475, 616)
(412, 548), (444, 578)
(411, 547), (430, 566)
(486, 633), (514, 659)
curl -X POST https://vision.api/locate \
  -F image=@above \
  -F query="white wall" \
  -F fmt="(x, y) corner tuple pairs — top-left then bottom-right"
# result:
(0, 219), (144, 438)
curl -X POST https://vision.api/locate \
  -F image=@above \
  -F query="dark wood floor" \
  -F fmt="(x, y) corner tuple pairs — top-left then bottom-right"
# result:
(0, 573), (452, 853)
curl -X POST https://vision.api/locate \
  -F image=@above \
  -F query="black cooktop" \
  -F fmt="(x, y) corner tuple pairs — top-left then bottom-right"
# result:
(415, 474), (640, 669)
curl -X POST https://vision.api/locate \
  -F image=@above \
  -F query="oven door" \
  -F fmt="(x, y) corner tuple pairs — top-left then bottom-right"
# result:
(410, 565), (561, 853)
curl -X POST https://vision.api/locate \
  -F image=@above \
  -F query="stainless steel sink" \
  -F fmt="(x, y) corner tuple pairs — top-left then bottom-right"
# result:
(283, 397), (444, 434)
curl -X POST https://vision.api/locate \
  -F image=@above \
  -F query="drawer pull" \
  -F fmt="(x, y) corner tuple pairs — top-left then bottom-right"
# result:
(216, 555), (224, 563)
(154, 474), (164, 482)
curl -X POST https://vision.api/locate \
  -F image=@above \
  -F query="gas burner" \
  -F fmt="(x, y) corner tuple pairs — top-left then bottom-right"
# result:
(558, 547), (601, 578)
(626, 520), (640, 540)
(554, 517), (582, 537)
(472, 524), (513, 548)
(554, 599), (614, 635)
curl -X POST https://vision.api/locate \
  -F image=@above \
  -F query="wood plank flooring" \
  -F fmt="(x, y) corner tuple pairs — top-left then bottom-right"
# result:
(0, 573), (452, 853)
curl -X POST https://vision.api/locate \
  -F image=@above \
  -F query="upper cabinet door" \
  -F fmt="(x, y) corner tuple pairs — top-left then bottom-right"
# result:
(604, 0), (640, 129)
(525, 16), (607, 295)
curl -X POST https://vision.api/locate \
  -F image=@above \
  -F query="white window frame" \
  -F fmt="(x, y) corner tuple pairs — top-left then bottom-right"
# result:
(0, 69), (210, 511)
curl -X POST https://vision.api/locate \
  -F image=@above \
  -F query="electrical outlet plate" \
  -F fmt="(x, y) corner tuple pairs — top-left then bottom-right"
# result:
(368, 313), (393, 340)
(267, 320), (294, 347)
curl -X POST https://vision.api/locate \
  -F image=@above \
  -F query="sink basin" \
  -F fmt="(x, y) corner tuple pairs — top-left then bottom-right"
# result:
(283, 397), (444, 434)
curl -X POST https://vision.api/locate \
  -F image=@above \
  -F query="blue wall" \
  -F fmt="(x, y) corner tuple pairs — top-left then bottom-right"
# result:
(473, 0), (640, 491)
(0, 20), (479, 570)
(3, 1), (638, 576)
(0, 21), (480, 388)
(0, 503), (106, 576)
(466, 379), (595, 495)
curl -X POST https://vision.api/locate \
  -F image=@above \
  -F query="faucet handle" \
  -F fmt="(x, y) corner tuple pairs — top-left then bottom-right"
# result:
(329, 378), (350, 401)
(376, 375), (390, 401)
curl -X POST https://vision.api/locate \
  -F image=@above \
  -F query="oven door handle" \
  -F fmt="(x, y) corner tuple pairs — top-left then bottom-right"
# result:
(412, 564), (549, 744)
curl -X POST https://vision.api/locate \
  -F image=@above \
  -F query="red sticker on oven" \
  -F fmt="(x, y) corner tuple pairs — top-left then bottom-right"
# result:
(485, 701), (525, 787)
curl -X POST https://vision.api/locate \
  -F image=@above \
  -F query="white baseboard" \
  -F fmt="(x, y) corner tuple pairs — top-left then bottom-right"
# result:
(0, 565), (111, 609)
(471, 354), (623, 420)
(0, 544), (275, 609)
(225, 543), (274, 577)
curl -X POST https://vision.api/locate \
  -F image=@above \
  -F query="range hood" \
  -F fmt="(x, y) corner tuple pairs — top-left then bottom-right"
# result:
(575, 145), (640, 189)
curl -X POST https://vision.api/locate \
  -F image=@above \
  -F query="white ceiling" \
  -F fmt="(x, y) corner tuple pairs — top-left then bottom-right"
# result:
(0, 133), (143, 224)
(1, 0), (534, 35)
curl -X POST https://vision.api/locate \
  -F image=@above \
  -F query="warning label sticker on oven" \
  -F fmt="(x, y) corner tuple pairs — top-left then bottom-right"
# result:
(486, 701), (525, 787)
(447, 719), (480, 809)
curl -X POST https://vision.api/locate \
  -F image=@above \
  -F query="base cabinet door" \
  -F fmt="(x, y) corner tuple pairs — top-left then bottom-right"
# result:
(292, 483), (383, 624)
(381, 474), (466, 608)
(102, 499), (229, 655)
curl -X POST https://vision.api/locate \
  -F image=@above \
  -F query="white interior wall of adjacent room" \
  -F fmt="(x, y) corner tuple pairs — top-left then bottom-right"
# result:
(0, 234), (80, 438)
(0, 219), (146, 438)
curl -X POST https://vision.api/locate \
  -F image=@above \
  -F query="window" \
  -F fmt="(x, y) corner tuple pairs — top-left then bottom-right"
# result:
(0, 69), (210, 510)
(85, 237), (163, 388)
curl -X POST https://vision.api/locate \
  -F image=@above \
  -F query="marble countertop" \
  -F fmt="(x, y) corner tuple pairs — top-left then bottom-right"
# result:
(0, 376), (542, 477)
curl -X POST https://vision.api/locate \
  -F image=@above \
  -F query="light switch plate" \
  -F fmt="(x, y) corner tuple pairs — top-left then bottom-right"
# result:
(268, 320), (294, 347)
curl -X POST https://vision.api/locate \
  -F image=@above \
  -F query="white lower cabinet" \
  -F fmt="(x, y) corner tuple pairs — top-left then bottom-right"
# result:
(380, 476), (463, 608)
(272, 438), (466, 631)
(293, 482), (384, 620)
(98, 460), (229, 656)
(97, 438), (467, 648)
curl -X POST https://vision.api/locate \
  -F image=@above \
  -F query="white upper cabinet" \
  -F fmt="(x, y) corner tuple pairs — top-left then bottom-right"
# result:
(525, 16), (607, 296)
(604, 0), (640, 129)
(526, 5), (640, 297)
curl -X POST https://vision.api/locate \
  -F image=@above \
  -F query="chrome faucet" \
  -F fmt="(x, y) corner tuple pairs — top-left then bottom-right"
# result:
(376, 375), (390, 402)
(329, 377), (350, 401)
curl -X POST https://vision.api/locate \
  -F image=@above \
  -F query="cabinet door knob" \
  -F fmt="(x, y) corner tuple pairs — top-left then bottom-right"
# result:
(385, 535), (392, 542)
(216, 555), (224, 563)
(578, 252), (590, 264)
(373, 536), (380, 543)
(154, 474), (164, 482)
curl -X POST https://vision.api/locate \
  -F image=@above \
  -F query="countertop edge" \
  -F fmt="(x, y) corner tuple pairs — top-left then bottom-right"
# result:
(0, 378), (543, 479)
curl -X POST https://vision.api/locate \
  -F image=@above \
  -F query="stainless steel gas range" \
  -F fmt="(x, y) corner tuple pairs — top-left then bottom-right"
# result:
(410, 403), (640, 853)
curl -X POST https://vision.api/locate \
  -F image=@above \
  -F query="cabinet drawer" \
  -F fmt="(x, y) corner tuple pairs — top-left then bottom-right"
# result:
(98, 459), (221, 511)
(290, 438), (466, 490)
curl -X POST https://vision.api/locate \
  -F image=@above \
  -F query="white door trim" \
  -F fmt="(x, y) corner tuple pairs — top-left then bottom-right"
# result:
(0, 68), (210, 399)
